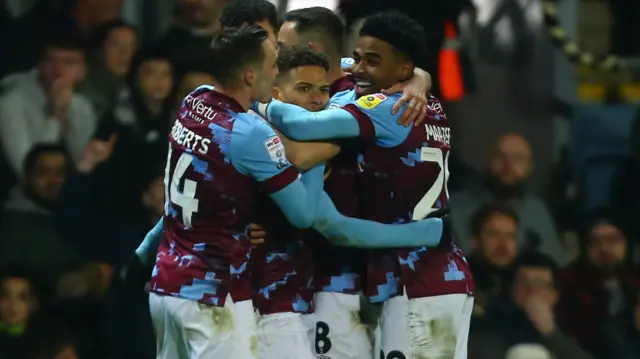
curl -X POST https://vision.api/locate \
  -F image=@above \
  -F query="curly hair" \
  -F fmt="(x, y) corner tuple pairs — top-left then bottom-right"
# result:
(359, 10), (427, 67)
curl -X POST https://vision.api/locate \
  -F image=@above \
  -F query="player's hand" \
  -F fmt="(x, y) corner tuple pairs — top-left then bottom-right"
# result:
(382, 81), (429, 128)
(76, 134), (118, 173)
(425, 208), (452, 248)
(250, 223), (267, 247)
(523, 295), (557, 335)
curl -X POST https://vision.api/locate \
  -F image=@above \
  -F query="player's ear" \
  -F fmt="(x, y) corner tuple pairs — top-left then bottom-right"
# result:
(272, 86), (282, 100)
(244, 67), (256, 88)
(398, 62), (413, 82)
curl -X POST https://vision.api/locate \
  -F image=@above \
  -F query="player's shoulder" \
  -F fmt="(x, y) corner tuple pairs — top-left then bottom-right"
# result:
(230, 113), (276, 145)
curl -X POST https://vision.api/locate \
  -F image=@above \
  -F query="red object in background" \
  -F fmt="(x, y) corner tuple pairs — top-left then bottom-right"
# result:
(439, 21), (465, 101)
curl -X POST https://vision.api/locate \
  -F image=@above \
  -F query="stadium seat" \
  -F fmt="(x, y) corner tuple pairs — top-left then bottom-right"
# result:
(570, 104), (638, 212)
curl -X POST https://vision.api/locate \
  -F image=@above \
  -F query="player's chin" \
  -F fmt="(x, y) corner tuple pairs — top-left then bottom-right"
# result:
(354, 85), (374, 96)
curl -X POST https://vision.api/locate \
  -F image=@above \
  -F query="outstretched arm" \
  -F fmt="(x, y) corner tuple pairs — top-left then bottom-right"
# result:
(256, 101), (362, 141)
(312, 191), (449, 248)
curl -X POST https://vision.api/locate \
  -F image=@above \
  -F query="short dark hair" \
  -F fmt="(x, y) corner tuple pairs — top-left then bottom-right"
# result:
(23, 144), (69, 174)
(284, 7), (345, 56)
(514, 251), (559, 288)
(359, 10), (426, 67)
(209, 26), (269, 86)
(0, 265), (48, 305)
(89, 19), (137, 52)
(277, 45), (330, 75)
(220, 0), (278, 31)
(44, 30), (85, 53)
(128, 46), (173, 86)
(470, 202), (519, 238)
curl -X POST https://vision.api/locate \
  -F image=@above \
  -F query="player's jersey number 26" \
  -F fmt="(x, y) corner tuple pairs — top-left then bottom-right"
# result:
(413, 147), (449, 221)
(164, 146), (200, 227)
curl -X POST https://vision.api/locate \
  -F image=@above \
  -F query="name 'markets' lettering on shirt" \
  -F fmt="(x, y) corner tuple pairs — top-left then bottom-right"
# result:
(170, 120), (211, 155)
(425, 124), (450, 146)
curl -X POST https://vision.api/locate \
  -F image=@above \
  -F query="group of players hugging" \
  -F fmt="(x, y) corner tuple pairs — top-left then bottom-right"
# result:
(123, 1), (475, 359)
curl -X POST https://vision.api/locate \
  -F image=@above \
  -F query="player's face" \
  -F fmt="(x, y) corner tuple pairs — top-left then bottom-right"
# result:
(277, 21), (299, 51)
(138, 60), (173, 102)
(251, 39), (279, 103)
(587, 223), (627, 272)
(39, 47), (86, 89)
(25, 152), (67, 205)
(103, 26), (138, 76)
(351, 36), (412, 96)
(512, 267), (558, 308)
(0, 277), (37, 326)
(273, 66), (330, 112)
(476, 213), (517, 268)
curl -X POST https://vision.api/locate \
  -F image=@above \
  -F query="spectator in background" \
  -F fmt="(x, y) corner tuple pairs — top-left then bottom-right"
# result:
(0, 267), (43, 359)
(219, 0), (278, 45)
(0, 31), (96, 177)
(450, 132), (564, 264)
(91, 48), (173, 219)
(155, 0), (227, 73)
(55, 138), (162, 359)
(557, 209), (640, 359)
(173, 66), (215, 111)
(468, 203), (519, 319)
(469, 252), (594, 359)
(78, 19), (139, 118)
(72, 0), (126, 39)
(0, 145), (85, 287)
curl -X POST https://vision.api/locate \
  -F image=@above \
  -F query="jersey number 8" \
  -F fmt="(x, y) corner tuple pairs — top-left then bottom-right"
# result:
(412, 147), (449, 220)
(164, 146), (200, 227)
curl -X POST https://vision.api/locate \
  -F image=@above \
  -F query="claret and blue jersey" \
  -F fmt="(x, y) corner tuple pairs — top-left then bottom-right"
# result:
(149, 85), (450, 308)
(262, 88), (475, 301)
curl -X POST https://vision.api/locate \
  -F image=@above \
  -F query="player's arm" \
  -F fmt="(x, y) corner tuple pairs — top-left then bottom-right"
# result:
(275, 129), (341, 170)
(312, 191), (451, 248)
(255, 101), (361, 141)
(256, 95), (404, 145)
(134, 217), (164, 265)
(231, 119), (325, 228)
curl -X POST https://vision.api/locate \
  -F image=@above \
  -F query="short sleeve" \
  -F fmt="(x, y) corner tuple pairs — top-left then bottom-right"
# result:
(341, 93), (405, 145)
(230, 118), (299, 193)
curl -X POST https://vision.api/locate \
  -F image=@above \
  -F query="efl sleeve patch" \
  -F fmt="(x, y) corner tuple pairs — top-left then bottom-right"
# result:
(263, 135), (287, 164)
(356, 93), (387, 109)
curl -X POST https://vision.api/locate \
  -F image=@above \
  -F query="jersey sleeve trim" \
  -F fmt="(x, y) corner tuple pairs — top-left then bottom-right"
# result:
(342, 103), (375, 140)
(261, 166), (299, 193)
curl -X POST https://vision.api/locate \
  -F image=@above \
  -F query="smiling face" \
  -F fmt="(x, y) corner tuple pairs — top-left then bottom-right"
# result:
(351, 36), (412, 97)
(273, 65), (330, 112)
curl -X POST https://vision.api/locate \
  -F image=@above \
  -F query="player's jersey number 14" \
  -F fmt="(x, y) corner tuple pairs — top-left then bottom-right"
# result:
(412, 147), (449, 221)
(164, 146), (200, 228)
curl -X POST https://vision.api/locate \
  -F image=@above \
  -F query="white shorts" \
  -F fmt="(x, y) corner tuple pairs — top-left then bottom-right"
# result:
(149, 293), (257, 359)
(257, 312), (315, 359)
(313, 292), (372, 359)
(379, 293), (473, 359)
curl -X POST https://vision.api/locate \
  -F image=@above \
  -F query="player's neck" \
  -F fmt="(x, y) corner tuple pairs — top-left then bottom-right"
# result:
(213, 84), (251, 111)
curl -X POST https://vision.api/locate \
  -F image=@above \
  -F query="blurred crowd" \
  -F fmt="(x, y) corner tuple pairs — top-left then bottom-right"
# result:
(0, 1), (639, 359)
